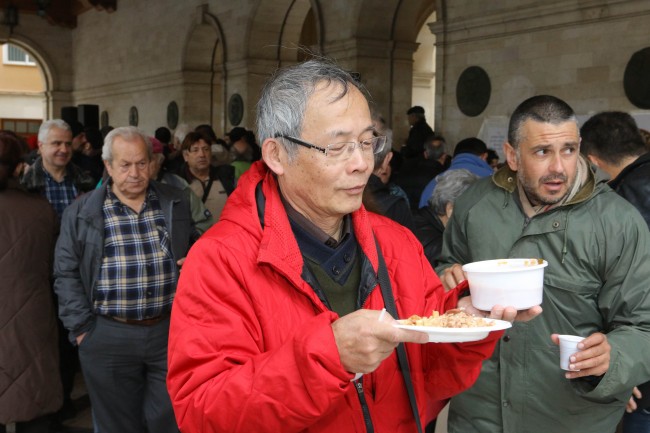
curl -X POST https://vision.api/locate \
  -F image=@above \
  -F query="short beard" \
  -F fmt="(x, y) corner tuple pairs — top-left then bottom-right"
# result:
(517, 167), (573, 207)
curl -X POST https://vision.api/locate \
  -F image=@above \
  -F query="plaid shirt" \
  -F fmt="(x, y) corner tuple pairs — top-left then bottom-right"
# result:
(43, 170), (79, 218)
(94, 184), (177, 320)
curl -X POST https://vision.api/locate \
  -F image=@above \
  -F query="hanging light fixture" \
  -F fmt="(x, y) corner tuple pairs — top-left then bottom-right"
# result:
(3, 4), (19, 34)
(35, 0), (51, 17)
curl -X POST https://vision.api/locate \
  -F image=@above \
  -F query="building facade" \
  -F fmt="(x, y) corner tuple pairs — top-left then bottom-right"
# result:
(0, 0), (648, 149)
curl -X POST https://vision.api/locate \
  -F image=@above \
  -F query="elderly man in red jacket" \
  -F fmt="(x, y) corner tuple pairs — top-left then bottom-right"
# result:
(167, 59), (541, 433)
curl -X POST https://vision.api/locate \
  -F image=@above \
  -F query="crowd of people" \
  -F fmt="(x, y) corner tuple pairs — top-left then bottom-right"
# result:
(1, 121), (260, 433)
(2, 58), (650, 433)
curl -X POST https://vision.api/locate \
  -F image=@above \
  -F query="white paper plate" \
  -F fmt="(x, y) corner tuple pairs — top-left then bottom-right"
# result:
(393, 318), (512, 343)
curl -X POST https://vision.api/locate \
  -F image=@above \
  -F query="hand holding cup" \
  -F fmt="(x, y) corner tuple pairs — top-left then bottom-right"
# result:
(551, 332), (610, 379)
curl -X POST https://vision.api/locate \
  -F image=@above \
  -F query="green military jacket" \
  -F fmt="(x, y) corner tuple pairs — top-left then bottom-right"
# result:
(438, 163), (650, 433)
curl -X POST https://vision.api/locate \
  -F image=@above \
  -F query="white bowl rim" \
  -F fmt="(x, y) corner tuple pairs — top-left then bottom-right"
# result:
(462, 258), (548, 273)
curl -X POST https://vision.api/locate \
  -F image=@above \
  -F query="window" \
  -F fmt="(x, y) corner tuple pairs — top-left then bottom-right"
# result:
(2, 44), (37, 66)
(1, 118), (42, 138)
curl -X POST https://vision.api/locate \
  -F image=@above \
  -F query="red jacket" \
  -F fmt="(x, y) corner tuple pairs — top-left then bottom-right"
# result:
(167, 161), (500, 433)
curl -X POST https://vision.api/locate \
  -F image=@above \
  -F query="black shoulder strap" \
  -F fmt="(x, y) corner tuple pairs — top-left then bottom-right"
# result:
(201, 178), (214, 203)
(375, 238), (423, 433)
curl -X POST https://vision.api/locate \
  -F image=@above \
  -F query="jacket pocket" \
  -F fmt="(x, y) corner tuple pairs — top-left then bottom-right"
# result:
(525, 345), (615, 416)
(545, 273), (600, 296)
(543, 275), (605, 333)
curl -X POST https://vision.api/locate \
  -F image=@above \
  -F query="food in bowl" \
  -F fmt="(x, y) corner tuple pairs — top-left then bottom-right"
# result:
(402, 309), (493, 328)
(462, 258), (548, 310)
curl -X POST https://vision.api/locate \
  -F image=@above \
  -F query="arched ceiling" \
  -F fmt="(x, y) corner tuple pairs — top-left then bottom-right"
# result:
(355, 0), (436, 41)
(0, 0), (115, 28)
(248, 0), (322, 61)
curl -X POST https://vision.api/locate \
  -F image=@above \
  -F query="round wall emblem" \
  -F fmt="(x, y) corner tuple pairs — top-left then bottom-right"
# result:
(129, 106), (139, 126)
(167, 101), (179, 129)
(624, 47), (650, 109)
(100, 110), (109, 129)
(456, 66), (491, 117)
(228, 93), (244, 126)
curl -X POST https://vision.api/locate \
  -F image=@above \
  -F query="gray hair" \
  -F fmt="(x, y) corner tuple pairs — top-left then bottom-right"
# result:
(256, 59), (368, 161)
(372, 134), (392, 168)
(428, 169), (480, 216)
(424, 135), (446, 160)
(38, 119), (70, 143)
(102, 126), (152, 163)
(508, 95), (577, 149)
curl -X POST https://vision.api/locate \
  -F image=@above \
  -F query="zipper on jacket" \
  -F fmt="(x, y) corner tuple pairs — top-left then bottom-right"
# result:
(354, 378), (374, 433)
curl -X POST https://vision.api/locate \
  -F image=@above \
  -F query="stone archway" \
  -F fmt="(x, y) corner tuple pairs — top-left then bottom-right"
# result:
(277, 0), (323, 64)
(412, 9), (437, 130)
(233, 0), (324, 132)
(248, 0), (324, 64)
(0, 35), (59, 121)
(354, 0), (437, 146)
(181, 8), (227, 135)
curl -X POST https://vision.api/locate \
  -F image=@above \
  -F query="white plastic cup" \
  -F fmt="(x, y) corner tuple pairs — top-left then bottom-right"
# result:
(558, 334), (585, 371)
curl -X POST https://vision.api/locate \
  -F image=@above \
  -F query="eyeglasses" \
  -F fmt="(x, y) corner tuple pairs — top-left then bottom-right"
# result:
(276, 134), (387, 161)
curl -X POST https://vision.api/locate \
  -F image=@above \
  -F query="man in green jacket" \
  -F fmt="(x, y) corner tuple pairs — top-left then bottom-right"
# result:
(437, 95), (650, 433)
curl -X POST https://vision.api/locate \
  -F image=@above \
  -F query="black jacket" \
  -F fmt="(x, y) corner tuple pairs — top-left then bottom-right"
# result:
(393, 158), (445, 210)
(364, 174), (414, 232)
(413, 206), (445, 269)
(608, 151), (650, 407)
(21, 157), (96, 198)
(403, 119), (434, 158)
(609, 151), (650, 229)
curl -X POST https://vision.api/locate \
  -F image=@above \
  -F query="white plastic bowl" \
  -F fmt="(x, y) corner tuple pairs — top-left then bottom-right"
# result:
(462, 258), (548, 310)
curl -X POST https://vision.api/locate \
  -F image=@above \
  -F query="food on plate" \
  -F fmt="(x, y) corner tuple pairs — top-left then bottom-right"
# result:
(402, 309), (494, 328)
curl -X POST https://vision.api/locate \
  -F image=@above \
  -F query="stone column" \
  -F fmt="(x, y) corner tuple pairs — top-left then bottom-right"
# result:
(47, 90), (74, 121)
(389, 40), (420, 150)
(428, 20), (447, 147)
(321, 38), (419, 150)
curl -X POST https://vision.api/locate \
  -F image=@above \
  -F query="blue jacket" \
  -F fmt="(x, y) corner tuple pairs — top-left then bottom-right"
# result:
(418, 153), (493, 208)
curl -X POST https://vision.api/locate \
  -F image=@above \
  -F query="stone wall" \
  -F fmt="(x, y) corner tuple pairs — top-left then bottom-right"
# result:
(433, 0), (650, 151)
(62, 0), (435, 140)
(3, 0), (650, 152)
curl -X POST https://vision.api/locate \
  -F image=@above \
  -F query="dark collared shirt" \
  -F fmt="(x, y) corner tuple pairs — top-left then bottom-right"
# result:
(94, 184), (177, 320)
(282, 195), (362, 315)
(283, 197), (352, 249)
(43, 169), (78, 217)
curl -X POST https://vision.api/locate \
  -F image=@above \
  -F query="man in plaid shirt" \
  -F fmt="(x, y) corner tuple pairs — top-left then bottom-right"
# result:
(54, 126), (198, 433)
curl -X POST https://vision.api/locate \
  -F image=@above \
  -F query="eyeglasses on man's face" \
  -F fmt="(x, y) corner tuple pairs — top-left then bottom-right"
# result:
(275, 134), (387, 161)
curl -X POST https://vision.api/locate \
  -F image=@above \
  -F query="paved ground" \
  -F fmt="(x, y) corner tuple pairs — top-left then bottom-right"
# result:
(51, 374), (93, 433)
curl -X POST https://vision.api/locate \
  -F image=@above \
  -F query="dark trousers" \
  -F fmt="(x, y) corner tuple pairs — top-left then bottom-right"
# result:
(58, 317), (78, 406)
(53, 290), (79, 420)
(78, 316), (178, 433)
(623, 409), (650, 433)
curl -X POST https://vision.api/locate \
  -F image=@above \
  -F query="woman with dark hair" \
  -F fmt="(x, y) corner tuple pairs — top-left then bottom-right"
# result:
(0, 131), (62, 433)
